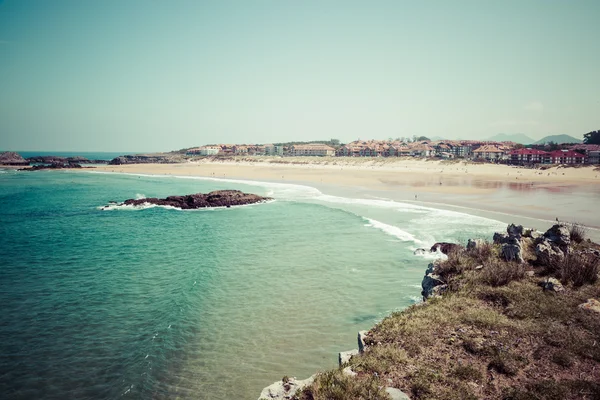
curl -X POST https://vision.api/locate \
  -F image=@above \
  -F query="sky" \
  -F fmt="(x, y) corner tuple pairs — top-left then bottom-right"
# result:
(0, 1), (599, 152)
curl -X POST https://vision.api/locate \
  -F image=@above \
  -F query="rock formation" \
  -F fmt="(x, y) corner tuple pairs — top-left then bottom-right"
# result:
(0, 151), (28, 166)
(20, 162), (84, 171)
(534, 223), (571, 265)
(108, 190), (271, 210)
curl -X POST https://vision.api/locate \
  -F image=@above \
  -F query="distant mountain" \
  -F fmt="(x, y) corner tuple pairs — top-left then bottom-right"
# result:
(429, 136), (446, 141)
(533, 135), (582, 145)
(486, 133), (535, 144)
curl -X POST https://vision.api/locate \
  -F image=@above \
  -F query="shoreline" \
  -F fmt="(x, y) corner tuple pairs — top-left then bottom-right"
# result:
(89, 159), (600, 240)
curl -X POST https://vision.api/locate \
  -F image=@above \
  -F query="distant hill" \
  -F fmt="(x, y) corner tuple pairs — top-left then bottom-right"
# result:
(486, 133), (535, 144)
(533, 135), (582, 145)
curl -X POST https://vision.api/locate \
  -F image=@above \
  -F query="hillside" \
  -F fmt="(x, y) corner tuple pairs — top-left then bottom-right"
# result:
(534, 135), (582, 145)
(486, 133), (535, 144)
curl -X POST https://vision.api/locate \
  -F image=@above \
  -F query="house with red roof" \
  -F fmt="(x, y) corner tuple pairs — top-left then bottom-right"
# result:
(547, 149), (586, 164)
(509, 148), (549, 164)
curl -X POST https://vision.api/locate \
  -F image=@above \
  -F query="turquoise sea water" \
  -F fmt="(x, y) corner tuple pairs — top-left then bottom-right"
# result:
(0, 169), (505, 399)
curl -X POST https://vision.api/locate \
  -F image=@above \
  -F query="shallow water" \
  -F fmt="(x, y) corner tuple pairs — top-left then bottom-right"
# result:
(0, 169), (504, 399)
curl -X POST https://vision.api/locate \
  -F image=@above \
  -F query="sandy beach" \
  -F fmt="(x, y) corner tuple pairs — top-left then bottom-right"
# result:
(94, 157), (600, 235)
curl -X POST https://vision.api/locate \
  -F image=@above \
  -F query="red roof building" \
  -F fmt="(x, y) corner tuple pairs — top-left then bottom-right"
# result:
(509, 148), (548, 164)
(547, 150), (586, 164)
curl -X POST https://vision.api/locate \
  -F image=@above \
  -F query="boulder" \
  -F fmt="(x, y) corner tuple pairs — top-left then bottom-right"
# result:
(578, 299), (600, 313)
(258, 375), (315, 400)
(507, 224), (524, 238)
(541, 278), (564, 292)
(421, 262), (446, 300)
(358, 331), (369, 353)
(386, 387), (411, 400)
(501, 237), (524, 263)
(493, 232), (508, 244)
(338, 349), (359, 366)
(543, 224), (571, 253)
(467, 238), (485, 251)
(535, 239), (564, 265)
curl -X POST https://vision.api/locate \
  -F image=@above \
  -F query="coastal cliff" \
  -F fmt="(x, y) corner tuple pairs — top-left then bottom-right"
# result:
(105, 190), (271, 210)
(259, 223), (600, 400)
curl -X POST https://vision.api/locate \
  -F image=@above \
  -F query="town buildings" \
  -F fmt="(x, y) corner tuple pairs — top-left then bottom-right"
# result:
(186, 138), (592, 164)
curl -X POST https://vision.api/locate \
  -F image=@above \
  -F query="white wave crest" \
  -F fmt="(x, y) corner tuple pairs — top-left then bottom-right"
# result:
(135, 193), (146, 200)
(363, 218), (422, 244)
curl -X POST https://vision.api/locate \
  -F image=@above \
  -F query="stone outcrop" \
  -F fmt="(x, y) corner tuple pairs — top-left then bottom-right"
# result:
(111, 190), (271, 210)
(258, 375), (315, 400)
(540, 277), (564, 292)
(534, 223), (571, 265)
(339, 349), (359, 365)
(0, 151), (28, 166)
(20, 162), (84, 171)
(421, 261), (447, 301)
(467, 238), (484, 251)
(578, 298), (600, 313)
(494, 224), (525, 263)
(109, 154), (186, 165)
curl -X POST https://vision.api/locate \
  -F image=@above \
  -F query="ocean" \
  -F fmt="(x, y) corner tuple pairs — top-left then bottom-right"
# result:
(13, 151), (126, 162)
(0, 168), (505, 399)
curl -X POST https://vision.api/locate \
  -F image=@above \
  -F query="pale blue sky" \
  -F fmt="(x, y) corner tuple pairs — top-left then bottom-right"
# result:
(1, 1), (599, 152)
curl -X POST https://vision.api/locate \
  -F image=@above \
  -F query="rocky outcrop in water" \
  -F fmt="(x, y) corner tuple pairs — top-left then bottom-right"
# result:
(0, 151), (28, 166)
(114, 190), (271, 209)
(109, 154), (186, 165)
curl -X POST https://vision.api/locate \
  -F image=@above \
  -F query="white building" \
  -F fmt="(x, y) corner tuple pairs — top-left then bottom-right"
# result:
(264, 144), (284, 156)
(187, 146), (220, 156)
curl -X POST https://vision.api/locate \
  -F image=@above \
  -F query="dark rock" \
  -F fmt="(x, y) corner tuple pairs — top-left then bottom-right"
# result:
(507, 224), (524, 238)
(502, 236), (524, 263)
(467, 238), (485, 250)
(0, 151), (29, 165)
(543, 224), (571, 253)
(421, 262), (447, 300)
(19, 162), (83, 171)
(430, 242), (461, 255)
(115, 190), (271, 209)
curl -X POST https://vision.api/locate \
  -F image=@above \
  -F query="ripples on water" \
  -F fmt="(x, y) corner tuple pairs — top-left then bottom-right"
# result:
(0, 170), (504, 399)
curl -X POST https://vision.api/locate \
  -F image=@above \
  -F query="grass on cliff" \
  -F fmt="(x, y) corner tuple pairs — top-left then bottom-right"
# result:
(297, 238), (600, 400)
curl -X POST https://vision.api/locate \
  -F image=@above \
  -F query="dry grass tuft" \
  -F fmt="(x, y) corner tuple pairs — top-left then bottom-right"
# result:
(558, 253), (599, 287)
(479, 259), (527, 287)
(569, 223), (587, 244)
(296, 369), (388, 400)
